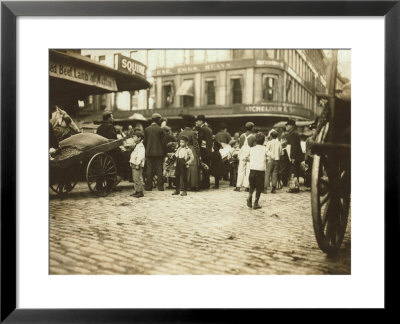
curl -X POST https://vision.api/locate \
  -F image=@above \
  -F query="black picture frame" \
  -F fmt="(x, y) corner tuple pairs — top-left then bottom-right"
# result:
(1, 0), (398, 322)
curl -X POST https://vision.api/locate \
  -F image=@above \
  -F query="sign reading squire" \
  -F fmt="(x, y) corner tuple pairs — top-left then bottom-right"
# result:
(114, 54), (146, 78)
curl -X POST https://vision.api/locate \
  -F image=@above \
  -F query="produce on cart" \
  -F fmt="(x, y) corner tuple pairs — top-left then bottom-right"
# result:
(50, 133), (124, 197)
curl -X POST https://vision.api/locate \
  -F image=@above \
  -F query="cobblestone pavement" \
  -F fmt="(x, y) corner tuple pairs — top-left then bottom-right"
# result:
(49, 181), (351, 275)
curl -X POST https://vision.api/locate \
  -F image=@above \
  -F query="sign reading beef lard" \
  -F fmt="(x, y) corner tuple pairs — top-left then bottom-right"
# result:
(49, 61), (118, 92)
(114, 54), (146, 78)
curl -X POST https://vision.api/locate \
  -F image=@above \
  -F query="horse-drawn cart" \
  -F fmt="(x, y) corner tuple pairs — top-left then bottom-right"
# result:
(50, 138), (124, 197)
(310, 50), (351, 255)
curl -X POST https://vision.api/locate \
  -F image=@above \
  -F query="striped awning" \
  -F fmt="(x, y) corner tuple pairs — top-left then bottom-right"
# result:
(176, 80), (194, 96)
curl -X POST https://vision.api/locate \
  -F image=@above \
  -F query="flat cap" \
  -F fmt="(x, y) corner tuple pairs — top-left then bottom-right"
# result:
(245, 122), (255, 128)
(152, 113), (162, 119)
(102, 111), (112, 117)
(196, 114), (206, 122)
(286, 119), (296, 126)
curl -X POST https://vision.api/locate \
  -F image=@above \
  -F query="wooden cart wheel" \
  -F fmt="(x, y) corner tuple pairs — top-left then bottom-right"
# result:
(86, 152), (118, 197)
(50, 179), (77, 196)
(311, 123), (350, 254)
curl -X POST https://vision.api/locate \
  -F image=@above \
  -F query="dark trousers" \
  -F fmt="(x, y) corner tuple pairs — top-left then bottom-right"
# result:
(145, 157), (164, 190)
(304, 156), (313, 187)
(223, 159), (230, 181)
(291, 160), (301, 181)
(200, 152), (211, 189)
(214, 176), (220, 188)
(266, 160), (280, 188)
(249, 169), (265, 202)
(229, 162), (238, 186)
(175, 158), (188, 192)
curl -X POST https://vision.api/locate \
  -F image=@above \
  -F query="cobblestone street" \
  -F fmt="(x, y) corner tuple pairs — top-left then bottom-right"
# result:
(49, 181), (351, 275)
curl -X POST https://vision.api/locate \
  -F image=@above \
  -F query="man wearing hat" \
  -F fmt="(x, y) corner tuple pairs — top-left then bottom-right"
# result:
(97, 111), (118, 140)
(144, 113), (166, 191)
(234, 121), (256, 192)
(195, 115), (213, 189)
(285, 119), (304, 183)
(215, 122), (232, 146)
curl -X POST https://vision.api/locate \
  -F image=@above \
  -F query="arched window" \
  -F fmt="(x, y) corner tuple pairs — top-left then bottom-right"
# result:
(263, 74), (279, 101)
(231, 77), (242, 104)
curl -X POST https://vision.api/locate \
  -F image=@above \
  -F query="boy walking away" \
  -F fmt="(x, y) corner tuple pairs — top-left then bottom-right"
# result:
(172, 135), (194, 196)
(265, 130), (283, 193)
(130, 131), (145, 198)
(234, 122), (255, 192)
(246, 133), (268, 209)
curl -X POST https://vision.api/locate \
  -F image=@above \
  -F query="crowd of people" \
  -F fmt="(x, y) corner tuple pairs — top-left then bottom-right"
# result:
(50, 106), (315, 210)
(101, 112), (314, 210)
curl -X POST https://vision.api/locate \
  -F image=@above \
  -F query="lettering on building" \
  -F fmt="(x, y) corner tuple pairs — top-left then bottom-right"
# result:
(115, 54), (146, 78)
(49, 61), (118, 91)
(240, 105), (312, 118)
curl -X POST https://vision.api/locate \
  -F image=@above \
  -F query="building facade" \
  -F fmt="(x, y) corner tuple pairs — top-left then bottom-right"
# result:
(79, 49), (152, 115)
(148, 49), (327, 132)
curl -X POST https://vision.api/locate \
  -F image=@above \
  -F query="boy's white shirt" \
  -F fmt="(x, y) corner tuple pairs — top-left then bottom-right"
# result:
(130, 141), (145, 167)
(175, 146), (194, 165)
(266, 138), (283, 161)
(247, 144), (268, 171)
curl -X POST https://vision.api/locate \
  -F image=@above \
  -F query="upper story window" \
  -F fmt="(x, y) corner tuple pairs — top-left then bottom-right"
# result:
(265, 50), (275, 59)
(232, 49), (253, 60)
(231, 78), (242, 104)
(205, 80), (216, 105)
(176, 79), (195, 108)
(98, 55), (106, 64)
(162, 81), (174, 108)
(263, 75), (278, 101)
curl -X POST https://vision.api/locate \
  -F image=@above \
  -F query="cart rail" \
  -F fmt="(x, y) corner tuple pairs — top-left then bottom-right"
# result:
(50, 138), (124, 169)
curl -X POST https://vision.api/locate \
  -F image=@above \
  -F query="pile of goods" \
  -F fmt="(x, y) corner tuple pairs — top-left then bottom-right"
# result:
(50, 133), (111, 161)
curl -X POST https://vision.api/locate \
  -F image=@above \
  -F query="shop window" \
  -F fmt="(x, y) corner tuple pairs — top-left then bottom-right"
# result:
(205, 80), (216, 105)
(231, 78), (242, 104)
(162, 82), (174, 108)
(131, 91), (139, 110)
(263, 75), (278, 101)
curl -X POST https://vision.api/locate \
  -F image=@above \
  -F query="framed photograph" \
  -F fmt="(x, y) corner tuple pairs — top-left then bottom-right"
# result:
(1, 0), (397, 321)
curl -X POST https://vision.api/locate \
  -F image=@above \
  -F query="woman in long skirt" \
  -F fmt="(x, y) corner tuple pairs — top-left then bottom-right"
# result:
(179, 122), (200, 191)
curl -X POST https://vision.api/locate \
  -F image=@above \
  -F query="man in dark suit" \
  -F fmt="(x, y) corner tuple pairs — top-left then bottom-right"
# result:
(96, 111), (118, 140)
(285, 119), (304, 181)
(144, 113), (166, 191)
(195, 115), (213, 190)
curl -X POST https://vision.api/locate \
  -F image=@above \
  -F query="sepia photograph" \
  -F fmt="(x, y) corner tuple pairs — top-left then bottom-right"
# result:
(49, 49), (351, 275)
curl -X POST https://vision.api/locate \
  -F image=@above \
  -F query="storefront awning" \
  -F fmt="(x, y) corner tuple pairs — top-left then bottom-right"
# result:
(176, 80), (194, 97)
(49, 50), (151, 101)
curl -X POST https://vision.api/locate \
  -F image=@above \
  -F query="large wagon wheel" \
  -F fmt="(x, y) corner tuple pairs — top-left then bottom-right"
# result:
(50, 178), (77, 196)
(86, 152), (118, 197)
(311, 124), (350, 255)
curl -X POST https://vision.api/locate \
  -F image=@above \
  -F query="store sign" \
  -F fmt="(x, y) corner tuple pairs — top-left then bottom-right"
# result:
(153, 59), (256, 76)
(114, 54), (146, 78)
(240, 104), (313, 118)
(256, 60), (285, 69)
(49, 61), (118, 91)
